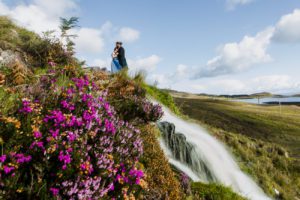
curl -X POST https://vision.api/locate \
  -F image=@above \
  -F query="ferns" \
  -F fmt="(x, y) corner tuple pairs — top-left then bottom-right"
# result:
(0, 73), (5, 86)
(12, 60), (26, 85)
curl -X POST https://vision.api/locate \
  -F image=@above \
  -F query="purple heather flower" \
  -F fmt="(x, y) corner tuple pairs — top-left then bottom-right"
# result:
(0, 155), (6, 163)
(58, 151), (71, 170)
(33, 131), (42, 138)
(30, 141), (45, 150)
(3, 165), (14, 174)
(67, 131), (76, 142)
(50, 187), (59, 196)
(50, 129), (59, 138)
(48, 61), (56, 67)
(15, 153), (32, 164)
(19, 99), (33, 114)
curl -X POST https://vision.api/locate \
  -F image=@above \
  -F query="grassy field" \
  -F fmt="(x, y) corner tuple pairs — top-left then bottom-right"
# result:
(169, 92), (300, 199)
(172, 94), (300, 158)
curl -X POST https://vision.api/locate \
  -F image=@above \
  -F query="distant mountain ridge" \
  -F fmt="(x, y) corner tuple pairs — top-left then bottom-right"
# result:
(162, 89), (300, 99)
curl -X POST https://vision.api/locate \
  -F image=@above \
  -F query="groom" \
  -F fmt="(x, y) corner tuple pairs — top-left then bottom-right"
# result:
(116, 41), (128, 69)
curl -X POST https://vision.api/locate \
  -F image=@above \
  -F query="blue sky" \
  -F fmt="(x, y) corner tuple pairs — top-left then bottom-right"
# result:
(1, 0), (300, 94)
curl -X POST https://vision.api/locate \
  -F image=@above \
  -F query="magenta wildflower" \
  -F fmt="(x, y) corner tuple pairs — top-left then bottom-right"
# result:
(19, 99), (33, 114)
(14, 153), (32, 164)
(50, 187), (59, 196)
(30, 141), (45, 150)
(3, 166), (14, 174)
(0, 155), (6, 163)
(33, 131), (42, 138)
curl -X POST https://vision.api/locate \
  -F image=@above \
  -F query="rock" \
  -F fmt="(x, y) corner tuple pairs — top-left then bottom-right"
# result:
(0, 48), (26, 69)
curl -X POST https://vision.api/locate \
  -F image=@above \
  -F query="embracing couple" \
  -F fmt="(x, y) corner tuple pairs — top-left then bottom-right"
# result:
(111, 41), (128, 73)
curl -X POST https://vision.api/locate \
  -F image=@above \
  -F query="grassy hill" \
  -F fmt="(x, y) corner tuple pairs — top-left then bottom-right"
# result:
(171, 92), (300, 199)
(0, 16), (249, 200)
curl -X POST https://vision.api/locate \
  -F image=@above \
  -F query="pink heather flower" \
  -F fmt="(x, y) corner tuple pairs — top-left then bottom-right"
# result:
(19, 99), (33, 114)
(44, 110), (65, 126)
(50, 129), (59, 138)
(15, 153), (32, 164)
(33, 131), (42, 138)
(104, 119), (116, 134)
(129, 169), (144, 184)
(61, 100), (75, 111)
(30, 141), (45, 150)
(50, 187), (59, 196)
(58, 151), (71, 170)
(48, 61), (56, 67)
(67, 131), (76, 142)
(0, 155), (6, 163)
(80, 161), (94, 175)
(3, 165), (14, 174)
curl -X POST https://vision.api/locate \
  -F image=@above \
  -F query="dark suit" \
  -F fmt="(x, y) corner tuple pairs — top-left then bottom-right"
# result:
(117, 47), (128, 68)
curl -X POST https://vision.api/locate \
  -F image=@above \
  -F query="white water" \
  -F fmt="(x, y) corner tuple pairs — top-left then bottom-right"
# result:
(158, 103), (272, 200)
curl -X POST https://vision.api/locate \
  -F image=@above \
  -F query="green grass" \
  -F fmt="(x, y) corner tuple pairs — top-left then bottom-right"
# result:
(172, 95), (300, 199)
(191, 182), (246, 200)
(0, 87), (20, 115)
(144, 85), (181, 115)
(174, 97), (300, 157)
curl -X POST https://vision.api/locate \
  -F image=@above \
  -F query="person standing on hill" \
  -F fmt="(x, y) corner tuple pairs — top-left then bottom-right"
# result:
(116, 41), (128, 69)
(111, 46), (121, 73)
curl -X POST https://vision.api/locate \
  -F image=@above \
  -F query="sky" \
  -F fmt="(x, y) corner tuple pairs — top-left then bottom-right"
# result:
(1, 0), (300, 94)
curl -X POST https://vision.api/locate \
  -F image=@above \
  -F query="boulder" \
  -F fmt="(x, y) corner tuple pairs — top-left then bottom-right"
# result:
(0, 48), (26, 69)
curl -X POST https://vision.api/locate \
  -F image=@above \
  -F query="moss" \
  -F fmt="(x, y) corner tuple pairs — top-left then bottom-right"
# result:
(191, 182), (246, 200)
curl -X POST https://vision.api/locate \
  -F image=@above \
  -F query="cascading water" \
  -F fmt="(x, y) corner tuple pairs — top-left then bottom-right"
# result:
(157, 103), (272, 200)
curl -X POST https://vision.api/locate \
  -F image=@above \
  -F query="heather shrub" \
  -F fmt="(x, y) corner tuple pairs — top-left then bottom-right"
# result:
(0, 70), (147, 199)
(107, 74), (163, 123)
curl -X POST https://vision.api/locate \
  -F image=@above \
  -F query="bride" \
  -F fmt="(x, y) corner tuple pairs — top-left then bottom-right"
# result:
(111, 46), (121, 73)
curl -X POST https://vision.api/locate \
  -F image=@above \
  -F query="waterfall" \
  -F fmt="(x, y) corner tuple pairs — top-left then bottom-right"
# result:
(157, 103), (272, 200)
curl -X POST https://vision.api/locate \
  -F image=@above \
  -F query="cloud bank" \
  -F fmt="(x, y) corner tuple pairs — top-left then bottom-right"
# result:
(0, 0), (140, 58)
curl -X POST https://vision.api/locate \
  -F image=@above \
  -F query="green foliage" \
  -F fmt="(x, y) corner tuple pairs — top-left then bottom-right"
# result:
(191, 182), (246, 200)
(60, 17), (79, 55)
(144, 85), (181, 115)
(0, 16), (76, 68)
(0, 87), (19, 115)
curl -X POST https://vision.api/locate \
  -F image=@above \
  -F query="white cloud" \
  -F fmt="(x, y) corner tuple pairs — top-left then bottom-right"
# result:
(146, 64), (192, 88)
(195, 27), (274, 78)
(157, 74), (300, 95)
(252, 75), (299, 92)
(118, 27), (140, 43)
(128, 55), (162, 73)
(273, 9), (300, 43)
(1, 0), (77, 34)
(226, 0), (254, 10)
(73, 28), (104, 55)
(0, 1), (9, 13)
(0, 1), (140, 59)
(91, 58), (111, 71)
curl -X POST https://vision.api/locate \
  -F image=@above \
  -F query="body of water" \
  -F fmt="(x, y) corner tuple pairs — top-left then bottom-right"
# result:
(232, 97), (300, 105)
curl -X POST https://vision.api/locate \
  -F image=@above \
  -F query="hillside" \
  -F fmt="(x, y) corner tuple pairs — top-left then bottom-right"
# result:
(171, 92), (300, 199)
(0, 16), (250, 200)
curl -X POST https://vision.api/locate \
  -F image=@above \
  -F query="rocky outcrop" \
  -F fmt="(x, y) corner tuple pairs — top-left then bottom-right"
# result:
(0, 48), (26, 69)
(157, 121), (216, 182)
